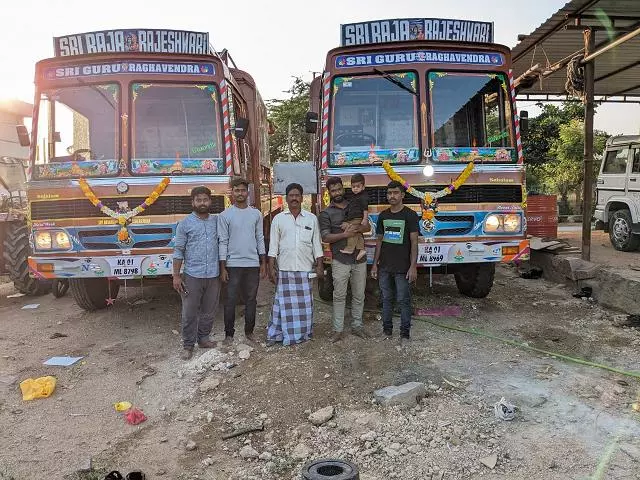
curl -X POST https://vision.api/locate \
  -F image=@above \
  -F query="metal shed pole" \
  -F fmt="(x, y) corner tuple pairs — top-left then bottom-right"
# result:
(581, 27), (595, 262)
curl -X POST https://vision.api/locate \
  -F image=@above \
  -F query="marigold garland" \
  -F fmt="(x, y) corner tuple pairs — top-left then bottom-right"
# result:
(79, 177), (170, 243)
(382, 161), (474, 222)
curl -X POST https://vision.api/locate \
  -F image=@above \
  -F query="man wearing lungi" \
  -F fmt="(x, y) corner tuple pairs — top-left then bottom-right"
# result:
(266, 183), (324, 346)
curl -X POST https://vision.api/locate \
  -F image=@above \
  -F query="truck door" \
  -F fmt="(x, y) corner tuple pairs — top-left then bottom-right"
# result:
(599, 145), (630, 209)
(628, 146), (640, 220)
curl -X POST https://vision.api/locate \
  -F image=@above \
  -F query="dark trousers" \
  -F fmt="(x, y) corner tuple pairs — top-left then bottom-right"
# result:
(224, 267), (260, 337)
(181, 274), (221, 348)
(379, 269), (412, 337)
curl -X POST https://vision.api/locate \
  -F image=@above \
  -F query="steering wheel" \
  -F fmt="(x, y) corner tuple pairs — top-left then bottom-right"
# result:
(334, 133), (377, 147)
(71, 148), (95, 161)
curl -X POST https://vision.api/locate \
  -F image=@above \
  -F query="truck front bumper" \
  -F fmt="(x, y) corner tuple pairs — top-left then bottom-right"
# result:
(323, 239), (530, 266)
(29, 253), (174, 279)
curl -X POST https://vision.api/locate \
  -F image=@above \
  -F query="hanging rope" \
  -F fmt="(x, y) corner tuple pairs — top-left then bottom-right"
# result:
(565, 54), (585, 100)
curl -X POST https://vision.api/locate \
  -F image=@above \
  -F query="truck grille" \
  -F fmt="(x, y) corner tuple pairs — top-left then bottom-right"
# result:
(76, 226), (174, 250)
(30, 195), (226, 220)
(434, 215), (475, 236)
(349, 185), (522, 205)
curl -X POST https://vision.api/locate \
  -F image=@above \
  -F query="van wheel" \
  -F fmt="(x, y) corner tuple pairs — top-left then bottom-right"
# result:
(609, 210), (640, 251)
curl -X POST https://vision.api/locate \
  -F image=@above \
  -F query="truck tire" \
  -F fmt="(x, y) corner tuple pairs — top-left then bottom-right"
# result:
(2, 222), (51, 295)
(454, 263), (495, 298)
(51, 278), (69, 298)
(609, 209), (640, 251)
(301, 459), (359, 480)
(70, 278), (119, 311)
(318, 266), (334, 302)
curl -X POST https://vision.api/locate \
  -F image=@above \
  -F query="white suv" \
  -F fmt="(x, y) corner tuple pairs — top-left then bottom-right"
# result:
(594, 135), (640, 251)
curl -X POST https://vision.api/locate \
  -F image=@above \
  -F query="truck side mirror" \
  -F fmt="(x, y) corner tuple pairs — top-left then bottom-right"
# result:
(16, 125), (30, 147)
(519, 110), (529, 136)
(305, 112), (319, 133)
(234, 117), (249, 139)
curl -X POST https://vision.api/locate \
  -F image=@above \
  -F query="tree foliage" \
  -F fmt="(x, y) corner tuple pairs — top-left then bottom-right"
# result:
(523, 102), (585, 166)
(266, 77), (311, 163)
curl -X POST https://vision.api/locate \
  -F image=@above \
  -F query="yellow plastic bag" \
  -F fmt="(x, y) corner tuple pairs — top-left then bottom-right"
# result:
(19, 376), (56, 401)
(114, 401), (132, 412)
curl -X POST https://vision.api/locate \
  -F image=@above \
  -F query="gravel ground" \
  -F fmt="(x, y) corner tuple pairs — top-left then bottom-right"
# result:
(1, 265), (639, 479)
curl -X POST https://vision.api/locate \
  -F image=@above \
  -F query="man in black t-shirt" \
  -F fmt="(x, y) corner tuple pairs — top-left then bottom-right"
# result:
(371, 181), (419, 342)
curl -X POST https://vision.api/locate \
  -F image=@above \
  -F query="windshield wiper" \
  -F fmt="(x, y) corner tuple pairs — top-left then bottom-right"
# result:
(77, 77), (116, 109)
(374, 68), (417, 96)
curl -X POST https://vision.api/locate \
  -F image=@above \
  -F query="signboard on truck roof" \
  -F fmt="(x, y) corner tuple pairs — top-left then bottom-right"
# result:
(53, 29), (212, 57)
(340, 18), (494, 46)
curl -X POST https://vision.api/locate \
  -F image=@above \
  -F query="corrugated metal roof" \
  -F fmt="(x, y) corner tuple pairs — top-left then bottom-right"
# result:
(512, 0), (640, 101)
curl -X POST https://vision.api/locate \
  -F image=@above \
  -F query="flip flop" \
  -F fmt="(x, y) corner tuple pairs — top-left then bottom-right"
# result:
(104, 472), (123, 480)
(126, 472), (145, 480)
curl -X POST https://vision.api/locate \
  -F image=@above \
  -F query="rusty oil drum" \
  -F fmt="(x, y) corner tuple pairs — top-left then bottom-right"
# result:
(525, 195), (558, 239)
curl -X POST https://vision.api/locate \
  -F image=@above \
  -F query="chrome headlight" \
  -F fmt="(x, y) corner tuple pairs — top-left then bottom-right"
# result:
(54, 231), (71, 249)
(503, 214), (522, 232)
(483, 214), (522, 233)
(35, 231), (52, 250)
(484, 214), (502, 232)
(34, 230), (72, 251)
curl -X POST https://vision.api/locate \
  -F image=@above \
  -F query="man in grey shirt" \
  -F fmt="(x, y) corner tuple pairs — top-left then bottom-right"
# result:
(173, 186), (221, 360)
(218, 178), (266, 344)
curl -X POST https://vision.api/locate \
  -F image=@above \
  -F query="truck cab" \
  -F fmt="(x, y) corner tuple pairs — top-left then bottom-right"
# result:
(594, 135), (640, 251)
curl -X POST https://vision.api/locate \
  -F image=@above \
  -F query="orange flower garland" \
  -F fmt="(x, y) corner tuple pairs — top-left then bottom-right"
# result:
(382, 161), (474, 222)
(79, 177), (170, 243)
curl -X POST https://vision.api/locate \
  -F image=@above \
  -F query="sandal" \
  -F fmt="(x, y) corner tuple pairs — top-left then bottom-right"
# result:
(105, 472), (123, 480)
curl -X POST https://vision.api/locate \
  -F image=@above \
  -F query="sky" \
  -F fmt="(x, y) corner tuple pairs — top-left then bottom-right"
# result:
(1, 0), (638, 135)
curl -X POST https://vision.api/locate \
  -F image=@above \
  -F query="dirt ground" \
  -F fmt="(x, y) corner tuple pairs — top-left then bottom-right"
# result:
(558, 225), (640, 270)
(1, 265), (640, 480)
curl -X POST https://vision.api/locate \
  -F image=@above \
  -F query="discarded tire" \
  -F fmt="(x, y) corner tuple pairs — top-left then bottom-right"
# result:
(301, 459), (359, 480)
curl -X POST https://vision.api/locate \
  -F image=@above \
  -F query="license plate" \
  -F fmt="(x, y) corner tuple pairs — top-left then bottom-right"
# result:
(418, 244), (451, 265)
(106, 256), (143, 277)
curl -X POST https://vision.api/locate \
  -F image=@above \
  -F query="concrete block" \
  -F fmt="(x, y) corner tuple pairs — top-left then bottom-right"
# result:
(374, 382), (427, 407)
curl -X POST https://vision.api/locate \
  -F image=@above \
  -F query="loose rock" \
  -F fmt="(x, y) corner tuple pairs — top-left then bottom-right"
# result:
(360, 431), (377, 442)
(238, 350), (251, 360)
(199, 376), (221, 393)
(240, 445), (259, 459)
(479, 453), (498, 469)
(308, 406), (335, 426)
(374, 382), (427, 407)
(185, 440), (197, 451)
(259, 451), (273, 461)
(292, 443), (312, 460)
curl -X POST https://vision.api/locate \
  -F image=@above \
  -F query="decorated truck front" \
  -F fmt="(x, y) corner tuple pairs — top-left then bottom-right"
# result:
(309, 18), (529, 299)
(20, 29), (273, 310)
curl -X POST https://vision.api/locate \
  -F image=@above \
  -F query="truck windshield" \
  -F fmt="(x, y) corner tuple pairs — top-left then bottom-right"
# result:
(33, 83), (120, 179)
(130, 83), (224, 175)
(429, 72), (513, 149)
(330, 72), (419, 166)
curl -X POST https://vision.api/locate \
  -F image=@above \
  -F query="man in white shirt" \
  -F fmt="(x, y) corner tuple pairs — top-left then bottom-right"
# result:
(267, 183), (324, 346)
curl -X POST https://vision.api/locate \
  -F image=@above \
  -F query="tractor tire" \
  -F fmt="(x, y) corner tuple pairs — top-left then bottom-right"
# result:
(454, 262), (495, 298)
(609, 209), (640, 251)
(301, 458), (359, 480)
(70, 278), (119, 311)
(318, 266), (334, 302)
(2, 222), (51, 295)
